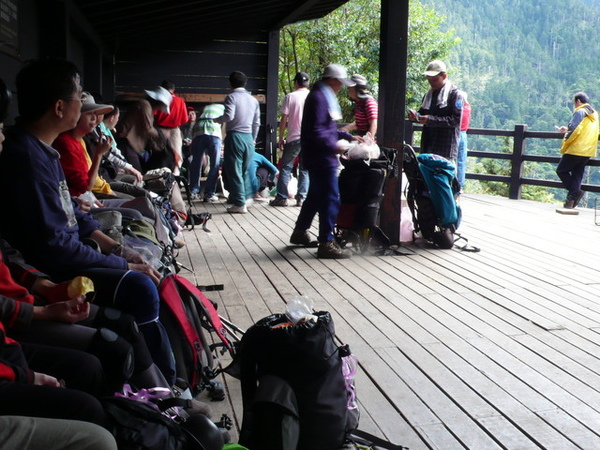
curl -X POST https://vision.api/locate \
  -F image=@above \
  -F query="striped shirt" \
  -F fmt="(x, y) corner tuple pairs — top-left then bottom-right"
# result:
(195, 103), (225, 138)
(354, 97), (378, 134)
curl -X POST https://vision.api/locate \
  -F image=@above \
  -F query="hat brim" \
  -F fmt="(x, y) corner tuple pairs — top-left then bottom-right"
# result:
(339, 78), (356, 87)
(422, 70), (443, 77)
(81, 105), (114, 115)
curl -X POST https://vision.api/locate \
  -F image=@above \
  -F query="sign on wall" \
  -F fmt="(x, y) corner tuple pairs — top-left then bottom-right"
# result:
(0, 0), (18, 57)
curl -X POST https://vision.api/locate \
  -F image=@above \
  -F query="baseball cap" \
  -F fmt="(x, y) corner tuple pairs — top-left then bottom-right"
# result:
(294, 72), (309, 84)
(422, 60), (447, 77)
(322, 64), (355, 86)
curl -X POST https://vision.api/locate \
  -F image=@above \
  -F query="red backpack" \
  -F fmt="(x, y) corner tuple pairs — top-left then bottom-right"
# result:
(159, 273), (238, 394)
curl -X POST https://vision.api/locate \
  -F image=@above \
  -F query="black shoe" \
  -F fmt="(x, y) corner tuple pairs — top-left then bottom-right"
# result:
(269, 195), (288, 207)
(290, 230), (318, 247)
(317, 240), (351, 259)
(573, 190), (584, 207)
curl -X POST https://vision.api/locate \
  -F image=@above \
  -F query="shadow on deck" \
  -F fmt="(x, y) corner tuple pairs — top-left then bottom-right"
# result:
(179, 193), (600, 449)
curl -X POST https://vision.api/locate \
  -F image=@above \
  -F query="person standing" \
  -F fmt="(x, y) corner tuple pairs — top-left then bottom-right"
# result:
(270, 71), (310, 207)
(216, 71), (261, 214)
(456, 90), (471, 190)
(342, 74), (378, 137)
(556, 91), (599, 209)
(408, 60), (463, 160)
(153, 80), (189, 175)
(290, 64), (359, 259)
(189, 103), (225, 202)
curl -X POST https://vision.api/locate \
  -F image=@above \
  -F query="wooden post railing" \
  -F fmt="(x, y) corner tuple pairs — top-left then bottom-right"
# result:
(404, 120), (600, 199)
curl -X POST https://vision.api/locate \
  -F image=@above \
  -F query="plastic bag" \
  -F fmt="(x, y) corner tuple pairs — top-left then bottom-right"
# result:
(285, 295), (317, 325)
(340, 133), (380, 161)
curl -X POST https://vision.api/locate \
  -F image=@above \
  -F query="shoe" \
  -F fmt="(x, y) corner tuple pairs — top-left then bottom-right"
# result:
(317, 240), (352, 259)
(290, 230), (318, 247)
(269, 195), (288, 207)
(203, 195), (219, 203)
(190, 192), (199, 201)
(173, 238), (186, 249)
(563, 199), (575, 209)
(295, 196), (304, 207)
(573, 190), (584, 207)
(227, 204), (247, 214)
(245, 198), (254, 207)
(253, 195), (268, 203)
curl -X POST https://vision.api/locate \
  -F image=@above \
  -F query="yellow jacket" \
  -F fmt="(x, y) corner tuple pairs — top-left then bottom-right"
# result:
(560, 103), (599, 157)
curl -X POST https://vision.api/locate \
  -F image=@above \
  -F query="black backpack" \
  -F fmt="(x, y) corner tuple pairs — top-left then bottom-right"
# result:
(103, 396), (189, 450)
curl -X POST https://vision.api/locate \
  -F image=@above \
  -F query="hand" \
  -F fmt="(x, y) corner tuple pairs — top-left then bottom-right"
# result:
(278, 139), (285, 151)
(408, 109), (418, 121)
(33, 372), (61, 387)
(417, 114), (429, 124)
(352, 136), (365, 143)
(73, 197), (93, 213)
(34, 297), (90, 323)
(96, 133), (113, 155)
(114, 245), (146, 264)
(555, 125), (567, 134)
(128, 263), (162, 285)
(128, 167), (143, 184)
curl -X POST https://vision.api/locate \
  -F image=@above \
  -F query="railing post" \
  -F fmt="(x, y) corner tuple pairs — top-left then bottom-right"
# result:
(510, 124), (527, 200)
(404, 119), (415, 146)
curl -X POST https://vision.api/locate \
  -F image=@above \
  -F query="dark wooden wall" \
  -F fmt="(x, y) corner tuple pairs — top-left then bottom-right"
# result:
(113, 34), (276, 156)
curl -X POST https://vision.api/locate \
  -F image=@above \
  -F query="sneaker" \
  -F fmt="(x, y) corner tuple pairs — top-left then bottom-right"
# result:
(563, 199), (575, 209)
(573, 190), (584, 207)
(290, 229), (318, 247)
(269, 195), (288, 207)
(253, 195), (268, 203)
(317, 240), (352, 259)
(189, 192), (199, 200)
(203, 195), (219, 203)
(245, 198), (254, 207)
(227, 204), (247, 214)
(295, 196), (304, 207)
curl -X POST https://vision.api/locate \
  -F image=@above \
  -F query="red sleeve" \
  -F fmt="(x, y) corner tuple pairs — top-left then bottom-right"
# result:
(53, 133), (90, 197)
(365, 97), (378, 120)
(154, 96), (189, 128)
(0, 322), (33, 383)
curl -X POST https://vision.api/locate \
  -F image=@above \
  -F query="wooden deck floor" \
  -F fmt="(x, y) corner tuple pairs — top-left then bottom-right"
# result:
(177, 193), (600, 450)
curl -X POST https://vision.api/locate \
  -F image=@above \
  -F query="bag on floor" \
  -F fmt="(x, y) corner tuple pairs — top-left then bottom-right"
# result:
(159, 273), (237, 395)
(225, 311), (354, 450)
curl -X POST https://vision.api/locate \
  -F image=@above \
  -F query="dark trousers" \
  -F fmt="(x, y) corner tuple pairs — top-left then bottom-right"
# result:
(556, 153), (590, 199)
(294, 166), (340, 243)
(0, 343), (107, 426)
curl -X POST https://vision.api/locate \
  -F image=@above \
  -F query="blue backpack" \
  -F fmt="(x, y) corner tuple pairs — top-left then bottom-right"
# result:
(417, 153), (462, 230)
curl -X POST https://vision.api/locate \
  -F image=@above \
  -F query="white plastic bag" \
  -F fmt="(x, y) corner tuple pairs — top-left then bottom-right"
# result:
(340, 133), (380, 161)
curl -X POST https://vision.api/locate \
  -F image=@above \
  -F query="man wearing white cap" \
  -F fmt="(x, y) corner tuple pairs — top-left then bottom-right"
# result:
(290, 64), (360, 259)
(408, 60), (463, 160)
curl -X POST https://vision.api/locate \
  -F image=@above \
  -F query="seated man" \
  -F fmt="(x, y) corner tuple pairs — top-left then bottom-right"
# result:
(0, 58), (175, 384)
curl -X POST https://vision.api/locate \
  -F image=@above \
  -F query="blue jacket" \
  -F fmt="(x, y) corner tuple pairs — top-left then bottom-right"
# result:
(0, 126), (128, 277)
(301, 80), (353, 171)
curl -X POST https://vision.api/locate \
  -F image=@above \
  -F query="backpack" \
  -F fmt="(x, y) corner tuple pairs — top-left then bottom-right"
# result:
(102, 396), (189, 450)
(403, 145), (460, 249)
(159, 273), (237, 395)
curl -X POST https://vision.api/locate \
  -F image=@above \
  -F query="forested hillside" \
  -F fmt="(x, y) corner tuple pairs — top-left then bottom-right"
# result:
(424, 0), (600, 133)
(421, 0), (600, 201)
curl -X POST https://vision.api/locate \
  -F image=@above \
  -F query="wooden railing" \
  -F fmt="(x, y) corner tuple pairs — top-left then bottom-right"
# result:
(404, 120), (600, 200)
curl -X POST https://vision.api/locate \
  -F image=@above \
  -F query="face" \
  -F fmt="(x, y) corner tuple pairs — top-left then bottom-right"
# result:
(327, 78), (344, 94)
(76, 111), (99, 134)
(60, 76), (84, 131)
(426, 73), (447, 91)
(348, 86), (358, 101)
(188, 110), (196, 121)
(105, 110), (120, 127)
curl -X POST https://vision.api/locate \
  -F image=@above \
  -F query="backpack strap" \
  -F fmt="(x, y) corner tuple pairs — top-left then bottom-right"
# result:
(453, 233), (481, 252)
(348, 429), (408, 450)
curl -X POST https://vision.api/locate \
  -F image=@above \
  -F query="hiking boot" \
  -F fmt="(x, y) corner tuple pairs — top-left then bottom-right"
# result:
(295, 195), (304, 207)
(563, 199), (575, 209)
(290, 229), (318, 247)
(269, 195), (288, 207)
(573, 190), (584, 207)
(317, 240), (351, 259)
(227, 204), (247, 214)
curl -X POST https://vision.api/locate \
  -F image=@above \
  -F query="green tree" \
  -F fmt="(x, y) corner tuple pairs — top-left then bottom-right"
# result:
(278, 0), (458, 121)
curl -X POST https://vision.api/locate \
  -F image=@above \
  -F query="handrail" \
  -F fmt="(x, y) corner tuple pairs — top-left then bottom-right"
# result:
(404, 120), (600, 199)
